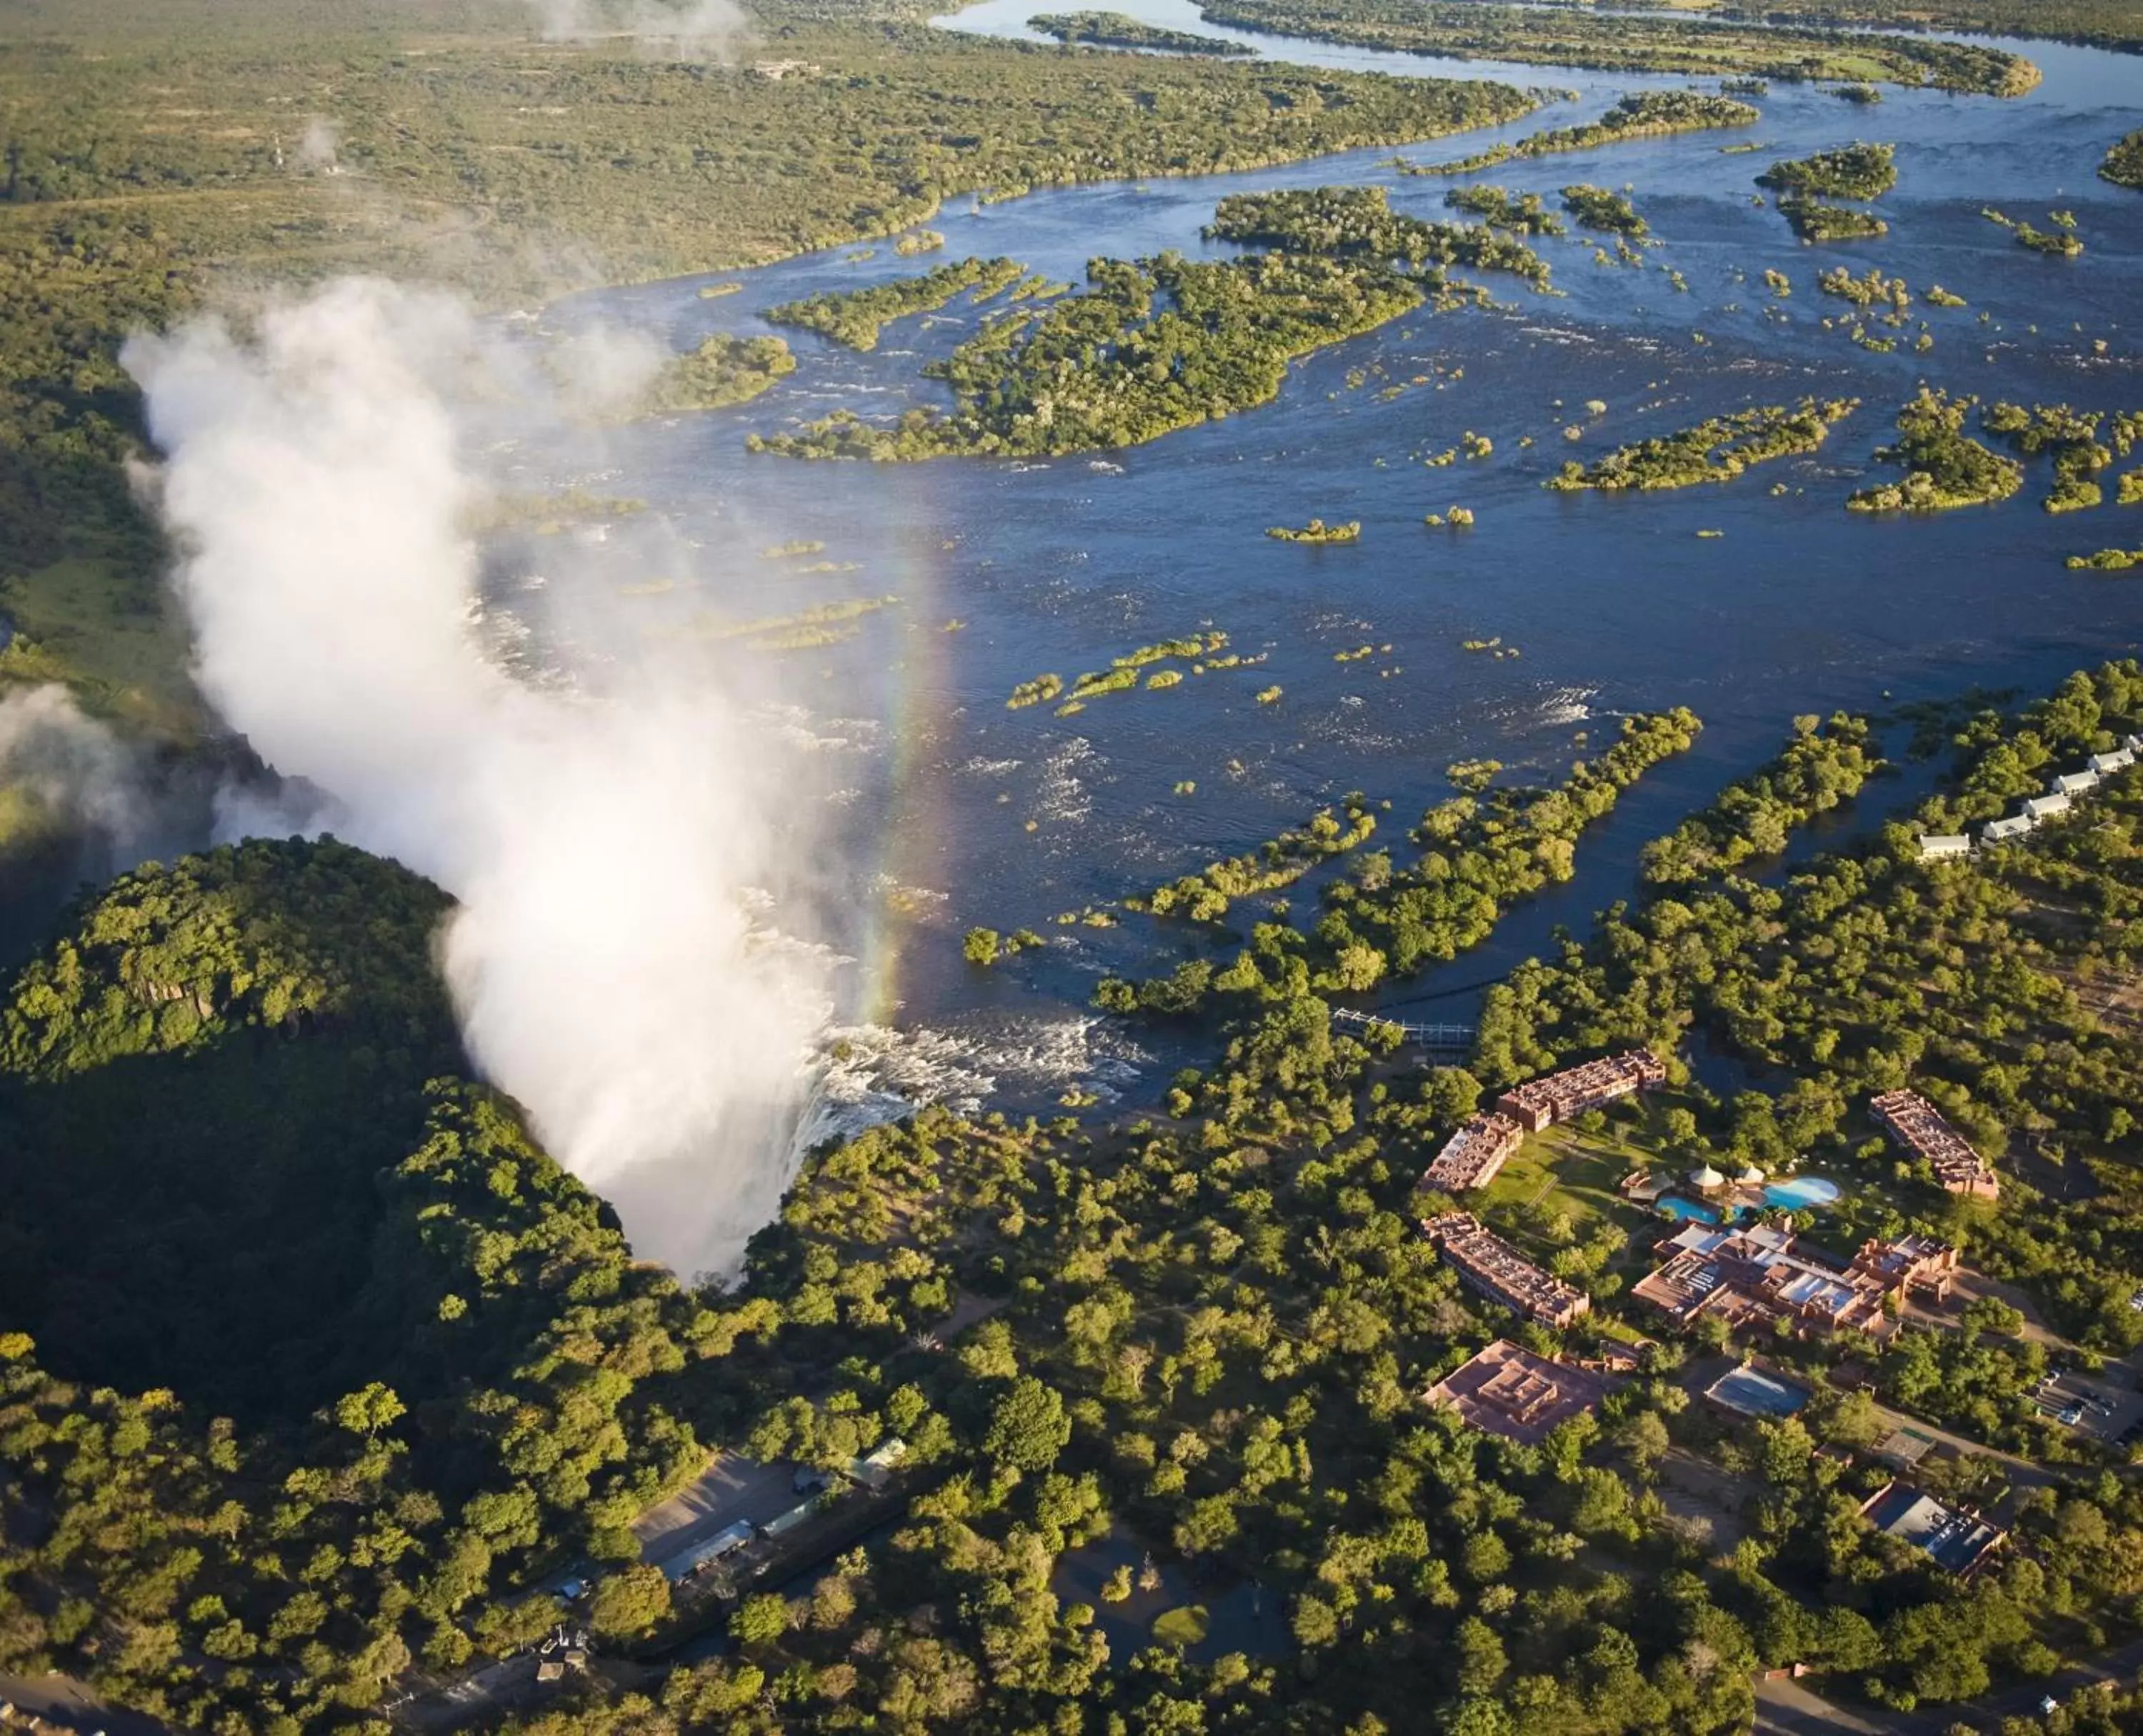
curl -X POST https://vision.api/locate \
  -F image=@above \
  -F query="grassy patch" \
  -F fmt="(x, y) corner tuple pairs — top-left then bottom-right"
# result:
(1, 555), (201, 735)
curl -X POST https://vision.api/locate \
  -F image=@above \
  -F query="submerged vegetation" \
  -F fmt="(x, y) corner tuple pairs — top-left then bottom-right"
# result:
(1028, 10), (1254, 54)
(1195, 0), (2037, 93)
(766, 257), (1026, 351)
(1548, 398), (1859, 492)
(750, 188), (1547, 462)
(1848, 388), (2024, 513)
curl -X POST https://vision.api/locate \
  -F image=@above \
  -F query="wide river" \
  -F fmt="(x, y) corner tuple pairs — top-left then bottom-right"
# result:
(534, 6), (2142, 1122)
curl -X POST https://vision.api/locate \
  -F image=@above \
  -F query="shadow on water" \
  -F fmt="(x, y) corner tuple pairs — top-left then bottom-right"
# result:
(1051, 1523), (1289, 1664)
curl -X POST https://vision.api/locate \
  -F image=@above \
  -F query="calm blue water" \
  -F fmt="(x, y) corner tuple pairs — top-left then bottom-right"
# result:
(516, 13), (2143, 1102)
(1766, 1174), (1844, 1209)
(1657, 1194), (1723, 1224)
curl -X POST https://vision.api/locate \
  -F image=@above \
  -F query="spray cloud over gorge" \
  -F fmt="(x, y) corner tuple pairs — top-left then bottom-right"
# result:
(124, 279), (833, 1279)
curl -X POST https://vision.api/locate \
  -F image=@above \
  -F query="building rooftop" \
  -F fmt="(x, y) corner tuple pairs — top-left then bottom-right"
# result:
(1424, 1112), (1526, 1193)
(1427, 1339), (1623, 1446)
(1862, 1482), (2004, 1575)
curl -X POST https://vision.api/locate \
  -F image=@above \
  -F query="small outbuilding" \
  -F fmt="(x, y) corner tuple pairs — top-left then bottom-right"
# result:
(2024, 793), (2072, 822)
(1982, 814), (2035, 844)
(1915, 834), (1970, 860)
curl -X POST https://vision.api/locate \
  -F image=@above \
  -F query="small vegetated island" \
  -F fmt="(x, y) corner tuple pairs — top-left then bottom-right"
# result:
(600, 334), (796, 419)
(1548, 397), (1859, 492)
(1191, 0), (2038, 92)
(1560, 183), (1648, 237)
(1443, 184), (1565, 236)
(1847, 387), (2024, 512)
(2104, 128), (2143, 189)
(765, 257), (1027, 351)
(1757, 141), (1896, 241)
(748, 187), (1547, 462)
(1007, 631), (1242, 716)
(1402, 89), (1758, 176)
(1028, 10), (1256, 54)
(1267, 517), (1362, 542)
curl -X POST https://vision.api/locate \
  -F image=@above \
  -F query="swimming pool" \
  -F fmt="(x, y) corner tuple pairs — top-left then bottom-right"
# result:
(1656, 1195), (1723, 1224)
(1705, 1365), (1814, 1420)
(1764, 1176), (1842, 1211)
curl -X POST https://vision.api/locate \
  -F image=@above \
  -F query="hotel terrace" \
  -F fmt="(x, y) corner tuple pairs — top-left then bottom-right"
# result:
(1632, 1222), (1957, 1340)
(1423, 1112), (1527, 1194)
(1495, 1049), (1667, 1133)
(1869, 1089), (2000, 1199)
(1424, 1212), (1592, 1328)
(1427, 1339), (1624, 1446)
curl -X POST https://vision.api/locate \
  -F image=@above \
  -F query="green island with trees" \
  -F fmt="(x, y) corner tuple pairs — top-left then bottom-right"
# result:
(1983, 402), (2143, 514)
(1639, 713), (1882, 885)
(1444, 185), (1567, 236)
(765, 258), (1027, 351)
(1267, 519), (1362, 543)
(1547, 398), (1860, 493)
(1848, 388), (2025, 512)
(746, 188), (1548, 462)
(1401, 90), (1760, 176)
(1027, 11), (1256, 54)
(1756, 141), (1897, 200)
(612, 336), (797, 418)
(2104, 128), (2143, 188)
(1193, 0), (2039, 94)
(1560, 184), (1649, 238)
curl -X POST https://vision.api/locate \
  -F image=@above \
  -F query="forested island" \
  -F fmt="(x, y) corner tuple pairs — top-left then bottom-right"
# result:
(1194, 0), (2039, 93)
(1847, 388), (2025, 512)
(765, 257), (1026, 350)
(1559, 184), (1648, 238)
(616, 336), (797, 417)
(1443, 185), (1566, 236)
(747, 189), (1547, 462)
(1756, 141), (1897, 200)
(1547, 398), (1859, 492)
(2106, 127), (2143, 188)
(1028, 11), (1255, 54)
(1402, 90), (1759, 176)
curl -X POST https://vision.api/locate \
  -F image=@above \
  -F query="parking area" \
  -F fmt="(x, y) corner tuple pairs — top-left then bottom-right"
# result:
(2031, 1369), (2143, 1446)
(631, 1455), (806, 1570)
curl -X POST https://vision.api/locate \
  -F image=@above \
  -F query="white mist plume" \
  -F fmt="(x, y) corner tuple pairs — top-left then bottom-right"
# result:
(124, 279), (832, 1279)
(529, 0), (747, 60)
(0, 684), (156, 859)
(295, 117), (340, 174)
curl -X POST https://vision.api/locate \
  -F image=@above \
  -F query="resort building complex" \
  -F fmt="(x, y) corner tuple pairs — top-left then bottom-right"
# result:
(1424, 1212), (1592, 1328)
(1631, 1221), (1957, 1340)
(1495, 1049), (1667, 1132)
(1869, 1089), (2000, 1199)
(1423, 1112), (1527, 1193)
(1426, 1339), (1624, 1445)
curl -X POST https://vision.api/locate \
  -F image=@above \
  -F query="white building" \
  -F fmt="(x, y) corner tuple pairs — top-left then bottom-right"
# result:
(1916, 834), (1971, 860)
(1982, 814), (2035, 844)
(2090, 748), (2135, 776)
(2052, 771), (2099, 797)
(2024, 793), (2073, 822)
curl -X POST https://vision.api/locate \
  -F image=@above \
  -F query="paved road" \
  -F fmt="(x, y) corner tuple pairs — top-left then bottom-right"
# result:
(0, 1672), (166, 1735)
